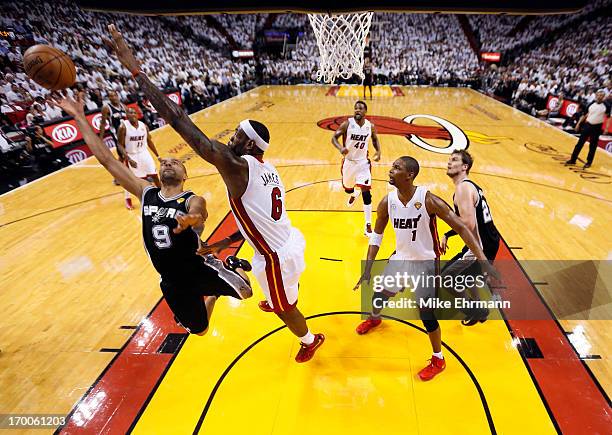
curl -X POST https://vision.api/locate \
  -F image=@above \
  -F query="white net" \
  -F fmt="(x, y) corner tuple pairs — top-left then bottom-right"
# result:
(307, 12), (373, 84)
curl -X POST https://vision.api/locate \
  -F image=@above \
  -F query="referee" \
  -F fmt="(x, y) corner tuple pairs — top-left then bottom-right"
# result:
(566, 89), (610, 169)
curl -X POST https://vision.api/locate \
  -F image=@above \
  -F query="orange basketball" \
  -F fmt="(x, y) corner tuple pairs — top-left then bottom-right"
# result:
(23, 44), (76, 91)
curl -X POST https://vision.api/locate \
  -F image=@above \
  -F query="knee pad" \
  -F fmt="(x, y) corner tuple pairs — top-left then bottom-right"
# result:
(372, 291), (390, 310)
(362, 190), (372, 205)
(420, 311), (439, 332)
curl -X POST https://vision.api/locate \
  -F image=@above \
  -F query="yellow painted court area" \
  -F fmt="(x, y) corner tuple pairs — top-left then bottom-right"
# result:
(133, 210), (556, 434)
(0, 86), (610, 434)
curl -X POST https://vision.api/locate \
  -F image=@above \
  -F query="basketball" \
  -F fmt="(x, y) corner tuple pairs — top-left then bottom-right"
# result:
(22, 44), (76, 91)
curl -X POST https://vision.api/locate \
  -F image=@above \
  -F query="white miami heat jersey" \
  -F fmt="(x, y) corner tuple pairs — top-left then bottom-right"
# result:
(228, 155), (292, 254)
(122, 120), (148, 154)
(387, 186), (440, 260)
(344, 117), (372, 161)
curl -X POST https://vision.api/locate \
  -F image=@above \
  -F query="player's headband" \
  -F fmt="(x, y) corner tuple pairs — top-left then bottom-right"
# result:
(240, 119), (269, 151)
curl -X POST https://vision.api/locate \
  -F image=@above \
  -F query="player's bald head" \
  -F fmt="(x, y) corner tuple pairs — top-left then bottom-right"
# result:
(399, 156), (419, 178)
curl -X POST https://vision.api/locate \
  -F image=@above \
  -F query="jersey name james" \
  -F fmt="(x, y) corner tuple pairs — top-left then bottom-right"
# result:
(261, 171), (281, 187)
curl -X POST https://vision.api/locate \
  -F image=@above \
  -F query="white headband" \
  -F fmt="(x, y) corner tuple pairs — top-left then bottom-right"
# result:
(240, 119), (269, 151)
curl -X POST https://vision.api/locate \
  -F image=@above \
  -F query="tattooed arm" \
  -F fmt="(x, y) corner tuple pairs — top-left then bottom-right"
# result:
(107, 24), (248, 196)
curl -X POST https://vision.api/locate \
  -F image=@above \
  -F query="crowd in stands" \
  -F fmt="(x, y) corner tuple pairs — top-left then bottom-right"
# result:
(0, 0), (610, 191)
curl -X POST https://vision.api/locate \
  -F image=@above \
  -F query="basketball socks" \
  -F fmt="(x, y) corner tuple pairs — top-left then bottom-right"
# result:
(363, 204), (372, 225)
(300, 331), (315, 345)
(433, 351), (444, 359)
(124, 190), (130, 200)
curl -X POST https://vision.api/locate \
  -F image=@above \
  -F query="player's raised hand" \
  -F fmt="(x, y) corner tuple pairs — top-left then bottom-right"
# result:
(197, 239), (230, 256)
(174, 213), (203, 234)
(52, 91), (85, 118)
(107, 24), (141, 75)
(439, 234), (448, 254)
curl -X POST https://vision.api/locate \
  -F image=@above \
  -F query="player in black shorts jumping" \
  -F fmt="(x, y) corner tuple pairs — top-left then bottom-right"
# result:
(441, 149), (500, 325)
(55, 93), (253, 335)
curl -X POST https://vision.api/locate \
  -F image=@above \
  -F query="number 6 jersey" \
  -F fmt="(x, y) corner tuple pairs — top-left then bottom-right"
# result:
(228, 155), (292, 255)
(141, 186), (200, 281)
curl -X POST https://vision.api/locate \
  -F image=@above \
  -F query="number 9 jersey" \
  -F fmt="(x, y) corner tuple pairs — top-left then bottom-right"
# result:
(141, 186), (200, 281)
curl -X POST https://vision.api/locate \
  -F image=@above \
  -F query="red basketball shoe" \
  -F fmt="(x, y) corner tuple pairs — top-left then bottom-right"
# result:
(125, 197), (134, 210)
(295, 333), (325, 363)
(347, 190), (361, 207)
(418, 355), (446, 381)
(258, 300), (274, 312)
(356, 317), (382, 334)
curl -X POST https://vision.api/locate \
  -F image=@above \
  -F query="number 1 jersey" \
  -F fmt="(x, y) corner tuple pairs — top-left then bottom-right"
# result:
(228, 155), (292, 255)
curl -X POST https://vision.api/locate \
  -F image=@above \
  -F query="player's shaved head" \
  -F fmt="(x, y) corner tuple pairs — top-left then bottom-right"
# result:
(355, 100), (367, 110)
(399, 156), (419, 178)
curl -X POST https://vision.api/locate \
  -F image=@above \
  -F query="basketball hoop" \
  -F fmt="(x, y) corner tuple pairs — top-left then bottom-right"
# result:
(307, 12), (373, 84)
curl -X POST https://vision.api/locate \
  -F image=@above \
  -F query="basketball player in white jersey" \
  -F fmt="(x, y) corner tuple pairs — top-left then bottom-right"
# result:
(109, 24), (325, 363)
(99, 90), (127, 189)
(117, 107), (161, 209)
(332, 100), (381, 236)
(354, 156), (497, 381)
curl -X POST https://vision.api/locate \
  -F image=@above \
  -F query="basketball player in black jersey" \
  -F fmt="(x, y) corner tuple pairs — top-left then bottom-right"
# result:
(54, 93), (253, 336)
(441, 150), (500, 325)
(363, 59), (374, 100)
(100, 90), (131, 206)
(108, 24), (325, 363)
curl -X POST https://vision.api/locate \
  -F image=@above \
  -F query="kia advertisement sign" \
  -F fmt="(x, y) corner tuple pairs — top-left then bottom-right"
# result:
(51, 123), (78, 144)
(42, 91), (181, 149)
(65, 147), (91, 164)
(545, 95), (581, 118)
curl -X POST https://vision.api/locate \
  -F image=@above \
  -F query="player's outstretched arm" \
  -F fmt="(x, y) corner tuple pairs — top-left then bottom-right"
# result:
(332, 121), (349, 155)
(454, 182), (477, 231)
(198, 230), (244, 255)
(426, 192), (499, 279)
(54, 94), (148, 199)
(107, 25), (245, 178)
(354, 195), (389, 290)
(175, 195), (208, 237)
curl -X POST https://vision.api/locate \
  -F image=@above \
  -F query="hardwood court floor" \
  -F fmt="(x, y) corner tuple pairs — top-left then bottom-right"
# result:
(0, 86), (610, 434)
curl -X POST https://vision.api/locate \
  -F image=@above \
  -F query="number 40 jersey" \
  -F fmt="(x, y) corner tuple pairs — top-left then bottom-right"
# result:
(344, 117), (372, 161)
(142, 186), (201, 282)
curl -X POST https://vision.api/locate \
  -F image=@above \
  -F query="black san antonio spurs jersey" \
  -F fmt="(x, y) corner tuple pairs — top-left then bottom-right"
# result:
(453, 179), (500, 259)
(107, 102), (127, 136)
(142, 186), (200, 281)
